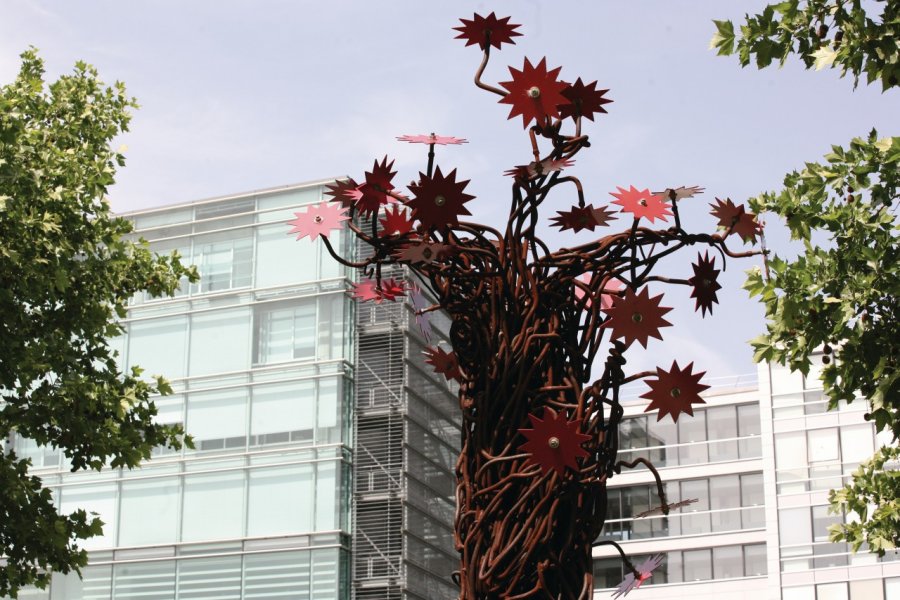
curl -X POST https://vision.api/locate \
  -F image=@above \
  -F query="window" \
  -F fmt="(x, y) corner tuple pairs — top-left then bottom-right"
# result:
(743, 543), (767, 576)
(58, 483), (118, 550)
(779, 507), (812, 548)
(192, 233), (253, 293)
(807, 428), (840, 463)
(250, 381), (315, 447)
(682, 548), (712, 581)
(738, 403), (761, 458)
(127, 316), (188, 379)
(782, 586), (815, 600)
(118, 473), (180, 546)
(741, 473), (765, 528)
(181, 469), (245, 542)
(247, 464), (315, 537)
(255, 301), (316, 364)
(678, 410), (708, 464)
(713, 545), (742, 579)
(816, 582), (849, 600)
(840, 425), (874, 464)
(707, 406), (739, 459)
(680, 479), (710, 535)
(812, 505), (847, 567)
(710, 475), (741, 532)
(255, 221), (318, 288)
(189, 308), (251, 375)
(185, 388), (248, 452)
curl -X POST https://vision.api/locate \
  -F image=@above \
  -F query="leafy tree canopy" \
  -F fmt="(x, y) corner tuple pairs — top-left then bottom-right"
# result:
(0, 50), (197, 597)
(711, 0), (899, 90)
(714, 1), (899, 557)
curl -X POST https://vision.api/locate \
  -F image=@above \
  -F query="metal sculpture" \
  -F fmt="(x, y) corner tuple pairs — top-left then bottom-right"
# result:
(289, 12), (761, 599)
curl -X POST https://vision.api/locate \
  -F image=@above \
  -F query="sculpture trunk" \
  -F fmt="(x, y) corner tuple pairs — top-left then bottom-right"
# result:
(451, 341), (610, 600)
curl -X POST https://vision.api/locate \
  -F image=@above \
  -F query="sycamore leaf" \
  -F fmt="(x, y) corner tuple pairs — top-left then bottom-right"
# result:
(811, 46), (837, 71)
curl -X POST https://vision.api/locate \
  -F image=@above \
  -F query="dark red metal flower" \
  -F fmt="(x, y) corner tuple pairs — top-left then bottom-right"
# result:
(286, 202), (349, 241)
(602, 287), (672, 348)
(397, 133), (468, 145)
(378, 278), (407, 302)
(688, 251), (722, 317)
(392, 241), (454, 264)
(356, 156), (397, 215)
(709, 197), (761, 243)
(453, 12), (522, 51)
(425, 346), (462, 381)
(610, 186), (672, 223)
(518, 407), (591, 476)
(379, 205), (415, 237)
(613, 555), (664, 598)
(641, 361), (709, 422)
(558, 78), (612, 121)
(551, 203), (616, 233)
(407, 166), (475, 230)
(324, 178), (360, 210)
(499, 58), (568, 128)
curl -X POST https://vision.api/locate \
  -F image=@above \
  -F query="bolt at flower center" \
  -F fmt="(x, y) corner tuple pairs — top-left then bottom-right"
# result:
(670, 387), (681, 398)
(314, 216), (323, 223)
(422, 247), (433, 259)
(434, 195), (446, 206)
(527, 86), (541, 98)
(631, 312), (643, 323)
(548, 437), (560, 449)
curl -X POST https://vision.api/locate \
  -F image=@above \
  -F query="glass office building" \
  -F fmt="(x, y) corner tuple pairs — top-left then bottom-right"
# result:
(6, 180), (460, 599)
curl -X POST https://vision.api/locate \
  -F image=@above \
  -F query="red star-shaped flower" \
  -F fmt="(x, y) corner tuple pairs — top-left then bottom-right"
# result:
(396, 133), (468, 145)
(641, 361), (709, 423)
(356, 156), (397, 215)
(424, 346), (461, 381)
(601, 287), (672, 348)
(499, 57), (568, 128)
(518, 407), (591, 476)
(558, 78), (612, 121)
(407, 166), (475, 230)
(613, 555), (664, 599)
(610, 186), (672, 223)
(324, 178), (360, 210)
(550, 204), (616, 233)
(709, 197), (761, 243)
(379, 205), (415, 237)
(350, 277), (406, 303)
(688, 251), (722, 317)
(453, 12), (522, 51)
(286, 202), (349, 241)
(392, 241), (453, 264)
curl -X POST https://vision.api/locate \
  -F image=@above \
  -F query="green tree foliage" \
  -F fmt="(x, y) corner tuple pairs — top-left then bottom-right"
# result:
(711, 0), (899, 90)
(714, 1), (899, 557)
(0, 50), (197, 597)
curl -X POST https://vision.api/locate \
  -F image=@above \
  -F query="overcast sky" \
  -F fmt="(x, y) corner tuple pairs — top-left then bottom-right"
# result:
(2, 1), (897, 384)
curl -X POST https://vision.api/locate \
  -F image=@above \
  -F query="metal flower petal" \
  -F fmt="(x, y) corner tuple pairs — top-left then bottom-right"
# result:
(641, 361), (709, 423)
(517, 407), (591, 475)
(424, 346), (462, 381)
(407, 166), (475, 230)
(499, 57), (568, 128)
(558, 77), (612, 121)
(688, 251), (722, 317)
(324, 178), (360, 210)
(610, 186), (672, 223)
(379, 205), (415, 237)
(286, 202), (349, 241)
(453, 12), (522, 51)
(654, 185), (705, 201)
(397, 133), (468, 145)
(613, 555), (664, 598)
(601, 287), (673, 348)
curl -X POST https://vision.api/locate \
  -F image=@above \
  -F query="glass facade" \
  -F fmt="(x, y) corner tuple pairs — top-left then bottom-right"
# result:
(8, 183), (356, 599)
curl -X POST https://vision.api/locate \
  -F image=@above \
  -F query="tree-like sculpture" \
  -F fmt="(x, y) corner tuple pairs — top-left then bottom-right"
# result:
(290, 13), (762, 600)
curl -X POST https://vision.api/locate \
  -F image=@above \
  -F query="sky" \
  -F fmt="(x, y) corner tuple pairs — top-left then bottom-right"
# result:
(2, 0), (897, 385)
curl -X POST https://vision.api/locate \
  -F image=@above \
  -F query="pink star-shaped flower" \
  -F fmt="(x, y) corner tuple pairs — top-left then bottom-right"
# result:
(397, 133), (468, 145)
(286, 202), (349, 241)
